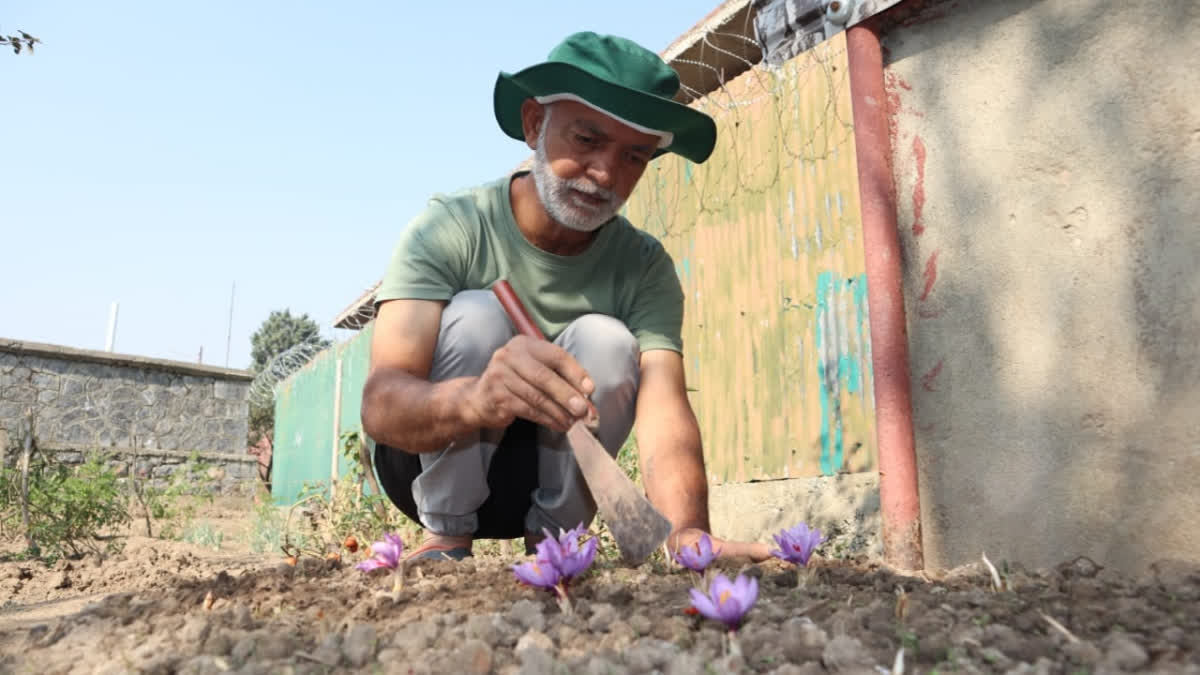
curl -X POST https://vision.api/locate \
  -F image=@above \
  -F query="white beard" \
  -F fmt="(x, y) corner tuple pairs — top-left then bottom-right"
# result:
(531, 111), (626, 233)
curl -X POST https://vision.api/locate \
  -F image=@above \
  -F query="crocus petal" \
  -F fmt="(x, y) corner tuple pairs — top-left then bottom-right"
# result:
(734, 574), (759, 609)
(708, 573), (733, 598)
(575, 536), (598, 570)
(513, 561), (560, 589)
(769, 523), (824, 566)
(688, 587), (720, 621)
(384, 533), (405, 554)
(690, 573), (757, 630)
(355, 559), (386, 572)
(534, 536), (566, 571)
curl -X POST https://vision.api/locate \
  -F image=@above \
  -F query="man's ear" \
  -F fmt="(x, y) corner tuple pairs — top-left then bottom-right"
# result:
(520, 99), (546, 150)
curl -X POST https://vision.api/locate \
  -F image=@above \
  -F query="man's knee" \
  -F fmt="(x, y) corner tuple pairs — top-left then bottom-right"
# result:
(435, 290), (513, 376)
(559, 314), (640, 395)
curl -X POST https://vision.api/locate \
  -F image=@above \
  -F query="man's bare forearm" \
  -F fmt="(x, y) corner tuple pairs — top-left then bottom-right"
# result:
(361, 369), (479, 453)
(636, 413), (711, 534)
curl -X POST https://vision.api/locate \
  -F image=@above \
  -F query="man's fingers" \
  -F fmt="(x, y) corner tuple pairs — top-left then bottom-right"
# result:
(501, 379), (574, 432)
(508, 343), (591, 419)
(672, 528), (773, 563)
(715, 540), (772, 562)
(524, 339), (594, 398)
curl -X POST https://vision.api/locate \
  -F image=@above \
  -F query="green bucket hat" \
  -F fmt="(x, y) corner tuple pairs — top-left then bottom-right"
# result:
(493, 31), (718, 164)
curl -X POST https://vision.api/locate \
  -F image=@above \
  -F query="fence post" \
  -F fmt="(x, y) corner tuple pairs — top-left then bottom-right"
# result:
(330, 357), (343, 502)
(19, 408), (35, 551)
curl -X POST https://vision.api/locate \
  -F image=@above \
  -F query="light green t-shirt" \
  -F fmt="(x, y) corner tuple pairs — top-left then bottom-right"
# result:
(376, 172), (685, 353)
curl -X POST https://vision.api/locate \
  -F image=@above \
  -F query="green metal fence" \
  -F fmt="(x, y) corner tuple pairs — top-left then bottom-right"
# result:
(270, 324), (375, 505)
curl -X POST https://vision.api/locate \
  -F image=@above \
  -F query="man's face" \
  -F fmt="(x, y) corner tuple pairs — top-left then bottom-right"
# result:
(530, 100), (659, 232)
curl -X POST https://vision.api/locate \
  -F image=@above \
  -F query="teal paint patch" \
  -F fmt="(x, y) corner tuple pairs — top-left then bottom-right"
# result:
(814, 271), (872, 475)
(684, 160), (693, 185)
(815, 271), (837, 475)
(842, 278), (862, 394)
(853, 274), (870, 397)
(682, 257), (691, 281)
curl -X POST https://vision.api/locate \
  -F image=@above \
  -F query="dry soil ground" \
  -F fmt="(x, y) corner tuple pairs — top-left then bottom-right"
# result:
(1, 498), (1198, 674)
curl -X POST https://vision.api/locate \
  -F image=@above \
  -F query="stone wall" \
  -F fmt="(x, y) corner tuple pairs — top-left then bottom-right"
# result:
(0, 339), (257, 495)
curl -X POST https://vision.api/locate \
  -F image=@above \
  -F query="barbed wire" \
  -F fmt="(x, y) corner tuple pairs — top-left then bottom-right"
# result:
(638, 36), (853, 243)
(249, 338), (332, 408)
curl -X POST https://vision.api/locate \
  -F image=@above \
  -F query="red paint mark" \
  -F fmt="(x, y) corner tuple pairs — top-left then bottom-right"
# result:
(911, 136), (927, 236)
(683, 607), (700, 616)
(884, 71), (905, 140)
(920, 359), (945, 392)
(919, 250), (939, 301)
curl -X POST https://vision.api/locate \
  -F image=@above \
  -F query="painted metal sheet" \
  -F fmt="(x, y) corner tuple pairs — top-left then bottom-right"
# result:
(623, 31), (876, 484)
(271, 325), (374, 504)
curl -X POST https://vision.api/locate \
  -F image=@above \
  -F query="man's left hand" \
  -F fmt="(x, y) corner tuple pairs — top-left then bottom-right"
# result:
(667, 527), (771, 563)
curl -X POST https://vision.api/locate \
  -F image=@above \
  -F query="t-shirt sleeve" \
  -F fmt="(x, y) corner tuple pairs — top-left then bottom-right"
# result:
(375, 198), (471, 305)
(626, 238), (685, 354)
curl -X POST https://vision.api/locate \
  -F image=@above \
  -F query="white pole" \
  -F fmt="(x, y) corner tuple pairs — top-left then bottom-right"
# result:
(331, 358), (343, 500)
(104, 302), (119, 352)
(225, 281), (236, 367)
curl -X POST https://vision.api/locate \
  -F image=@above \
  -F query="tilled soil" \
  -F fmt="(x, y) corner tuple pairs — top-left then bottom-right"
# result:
(2, 540), (1198, 675)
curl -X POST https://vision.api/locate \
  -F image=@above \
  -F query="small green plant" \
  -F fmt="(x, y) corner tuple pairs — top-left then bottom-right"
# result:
(129, 451), (218, 540)
(284, 473), (408, 559)
(898, 629), (920, 652)
(0, 451), (130, 560)
(248, 490), (292, 554)
(272, 429), (412, 561)
(180, 522), (224, 551)
(615, 434), (641, 486)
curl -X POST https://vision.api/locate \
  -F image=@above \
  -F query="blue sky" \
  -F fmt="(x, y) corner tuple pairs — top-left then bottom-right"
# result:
(1, 2), (709, 369)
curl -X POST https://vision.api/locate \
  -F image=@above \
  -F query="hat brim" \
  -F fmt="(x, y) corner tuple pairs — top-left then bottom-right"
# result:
(494, 62), (717, 164)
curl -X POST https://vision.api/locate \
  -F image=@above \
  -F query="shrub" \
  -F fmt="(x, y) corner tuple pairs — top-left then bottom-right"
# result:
(1, 451), (130, 560)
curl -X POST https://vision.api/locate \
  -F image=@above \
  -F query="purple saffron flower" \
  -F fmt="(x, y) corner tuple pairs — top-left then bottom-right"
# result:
(355, 532), (404, 572)
(769, 522), (824, 566)
(688, 573), (758, 630)
(542, 525), (597, 581)
(512, 558), (563, 589)
(671, 533), (720, 571)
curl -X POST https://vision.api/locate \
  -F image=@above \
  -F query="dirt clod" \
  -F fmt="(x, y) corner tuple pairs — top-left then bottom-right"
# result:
(1104, 631), (1150, 671)
(342, 623), (378, 667)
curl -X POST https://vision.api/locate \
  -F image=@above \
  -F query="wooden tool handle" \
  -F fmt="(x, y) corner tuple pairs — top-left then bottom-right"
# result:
(492, 280), (546, 341)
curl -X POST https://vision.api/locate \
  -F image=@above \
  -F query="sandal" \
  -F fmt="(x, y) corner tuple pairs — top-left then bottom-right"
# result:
(405, 540), (473, 561)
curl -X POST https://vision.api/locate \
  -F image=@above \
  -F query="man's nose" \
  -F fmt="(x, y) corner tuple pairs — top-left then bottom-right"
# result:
(586, 152), (618, 189)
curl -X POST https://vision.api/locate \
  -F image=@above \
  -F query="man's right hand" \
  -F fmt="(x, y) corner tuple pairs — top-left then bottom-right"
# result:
(463, 335), (596, 433)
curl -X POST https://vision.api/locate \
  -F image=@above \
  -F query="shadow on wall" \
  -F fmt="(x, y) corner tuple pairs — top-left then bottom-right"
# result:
(881, 0), (1200, 575)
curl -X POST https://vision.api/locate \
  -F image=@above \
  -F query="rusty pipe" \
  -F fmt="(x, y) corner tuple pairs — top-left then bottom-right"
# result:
(846, 22), (924, 570)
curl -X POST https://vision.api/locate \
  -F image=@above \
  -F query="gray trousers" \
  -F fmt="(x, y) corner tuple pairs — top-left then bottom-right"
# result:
(408, 290), (640, 537)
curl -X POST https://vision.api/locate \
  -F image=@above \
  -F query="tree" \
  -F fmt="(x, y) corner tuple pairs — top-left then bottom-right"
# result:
(250, 309), (330, 374)
(247, 310), (331, 445)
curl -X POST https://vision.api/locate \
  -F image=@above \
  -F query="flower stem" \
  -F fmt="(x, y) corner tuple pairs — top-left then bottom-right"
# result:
(554, 583), (573, 615)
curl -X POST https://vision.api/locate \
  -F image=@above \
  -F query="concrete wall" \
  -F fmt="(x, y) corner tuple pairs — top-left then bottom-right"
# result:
(879, 0), (1200, 575)
(0, 339), (257, 493)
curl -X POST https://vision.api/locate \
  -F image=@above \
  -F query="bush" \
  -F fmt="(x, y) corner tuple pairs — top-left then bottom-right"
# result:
(1, 451), (131, 559)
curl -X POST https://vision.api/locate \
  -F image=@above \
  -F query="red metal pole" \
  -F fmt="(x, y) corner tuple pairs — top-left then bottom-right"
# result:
(846, 22), (924, 570)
